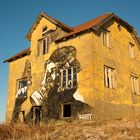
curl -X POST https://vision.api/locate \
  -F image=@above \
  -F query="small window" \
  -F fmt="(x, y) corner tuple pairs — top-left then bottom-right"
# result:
(118, 24), (122, 31)
(131, 75), (140, 95)
(61, 67), (77, 89)
(129, 42), (135, 59)
(42, 26), (48, 37)
(37, 38), (48, 56)
(103, 31), (109, 47)
(42, 26), (47, 32)
(104, 66), (117, 89)
(18, 79), (28, 89)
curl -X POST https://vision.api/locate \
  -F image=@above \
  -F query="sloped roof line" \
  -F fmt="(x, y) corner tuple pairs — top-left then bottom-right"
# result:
(26, 12), (72, 41)
(3, 48), (30, 63)
(55, 12), (135, 42)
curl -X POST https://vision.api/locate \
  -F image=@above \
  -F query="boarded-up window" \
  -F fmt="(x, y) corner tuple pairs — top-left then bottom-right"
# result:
(37, 37), (49, 56)
(103, 31), (109, 47)
(131, 75), (140, 95)
(61, 67), (77, 89)
(104, 66), (117, 89)
(129, 42), (135, 59)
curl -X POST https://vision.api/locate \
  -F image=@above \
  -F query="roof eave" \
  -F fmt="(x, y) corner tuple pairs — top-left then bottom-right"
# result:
(3, 49), (31, 63)
(26, 12), (72, 41)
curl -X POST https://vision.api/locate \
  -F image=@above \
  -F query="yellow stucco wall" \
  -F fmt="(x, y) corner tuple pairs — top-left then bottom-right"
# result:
(6, 17), (140, 122)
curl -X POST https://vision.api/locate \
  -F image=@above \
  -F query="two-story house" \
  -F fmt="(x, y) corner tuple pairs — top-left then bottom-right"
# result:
(4, 12), (140, 123)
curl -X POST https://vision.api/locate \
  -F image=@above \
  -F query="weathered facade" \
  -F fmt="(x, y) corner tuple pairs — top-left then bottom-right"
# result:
(4, 12), (140, 123)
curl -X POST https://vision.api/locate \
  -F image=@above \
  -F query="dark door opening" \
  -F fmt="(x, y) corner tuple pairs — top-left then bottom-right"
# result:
(33, 107), (42, 124)
(63, 104), (71, 117)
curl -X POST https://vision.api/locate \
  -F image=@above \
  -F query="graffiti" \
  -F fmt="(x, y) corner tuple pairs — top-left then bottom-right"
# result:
(22, 60), (32, 84)
(12, 46), (92, 123)
(11, 60), (31, 123)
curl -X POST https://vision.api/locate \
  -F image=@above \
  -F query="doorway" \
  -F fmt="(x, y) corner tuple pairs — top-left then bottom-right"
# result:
(33, 107), (42, 124)
(60, 103), (72, 118)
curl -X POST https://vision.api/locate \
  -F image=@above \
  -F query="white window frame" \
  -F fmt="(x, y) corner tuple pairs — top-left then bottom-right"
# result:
(131, 75), (140, 95)
(103, 30), (109, 47)
(61, 66), (77, 89)
(104, 66), (117, 89)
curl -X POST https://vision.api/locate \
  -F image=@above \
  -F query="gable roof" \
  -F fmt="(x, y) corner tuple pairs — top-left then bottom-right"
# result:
(4, 12), (140, 63)
(26, 12), (72, 41)
(3, 48), (30, 63)
(55, 12), (137, 42)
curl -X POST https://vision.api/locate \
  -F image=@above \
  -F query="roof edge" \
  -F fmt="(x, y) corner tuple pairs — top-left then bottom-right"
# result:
(3, 48), (31, 63)
(26, 12), (72, 41)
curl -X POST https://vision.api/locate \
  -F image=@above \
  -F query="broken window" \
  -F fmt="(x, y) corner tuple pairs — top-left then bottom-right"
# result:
(104, 66), (117, 89)
(61, 66), (77, 89)
(60, 103), (71, 118)
(129, 42), (135, 59)
(37, 37), (49, 56)
(103, 30), (109, 47)
(131, 75), (140, 95)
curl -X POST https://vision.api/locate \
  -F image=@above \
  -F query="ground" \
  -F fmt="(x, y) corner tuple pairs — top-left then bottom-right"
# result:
(1, 119), (140, 140)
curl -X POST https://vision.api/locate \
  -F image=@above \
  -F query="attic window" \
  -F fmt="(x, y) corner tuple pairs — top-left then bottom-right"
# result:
(118, 24), (122, 31)
(42, 26), (48, 37)
(129, 42), (135, 59)
(103, 30), (109, 47)
(42, 26), (47, 32)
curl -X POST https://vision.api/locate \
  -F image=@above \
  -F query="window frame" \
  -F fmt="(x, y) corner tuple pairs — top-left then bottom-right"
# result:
(61, 66), (77, 89)
(37, 37), (49, 56)
(131, 75), (140, 95)
(17, 78), (28, 91)
(129, 42), (135, 59)
(103, 30), (109, 48)
(104, 65), (117, 89)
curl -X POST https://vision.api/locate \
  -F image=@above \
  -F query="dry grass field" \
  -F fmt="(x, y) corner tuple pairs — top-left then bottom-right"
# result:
(0, 119), (140, 140)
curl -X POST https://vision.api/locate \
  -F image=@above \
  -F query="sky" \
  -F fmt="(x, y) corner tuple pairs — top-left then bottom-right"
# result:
(0, 0), (140, 122)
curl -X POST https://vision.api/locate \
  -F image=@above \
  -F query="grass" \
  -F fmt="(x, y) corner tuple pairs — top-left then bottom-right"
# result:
(0, 119), (140, 140)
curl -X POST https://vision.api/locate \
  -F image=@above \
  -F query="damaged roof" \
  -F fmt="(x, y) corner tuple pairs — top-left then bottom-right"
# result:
(3, 48), (30, 63)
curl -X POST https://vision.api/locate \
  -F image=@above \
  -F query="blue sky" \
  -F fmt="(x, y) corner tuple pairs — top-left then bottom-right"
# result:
(0, 0), (140, 122)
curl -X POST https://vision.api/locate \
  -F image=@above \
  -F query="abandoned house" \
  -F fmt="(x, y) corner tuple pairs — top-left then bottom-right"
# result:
(4, 12), (140, 124)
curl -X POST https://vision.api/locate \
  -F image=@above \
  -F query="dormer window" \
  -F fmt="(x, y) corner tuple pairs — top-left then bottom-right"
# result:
(103, 30), (109, 47)
(129, 42), (135, 59)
